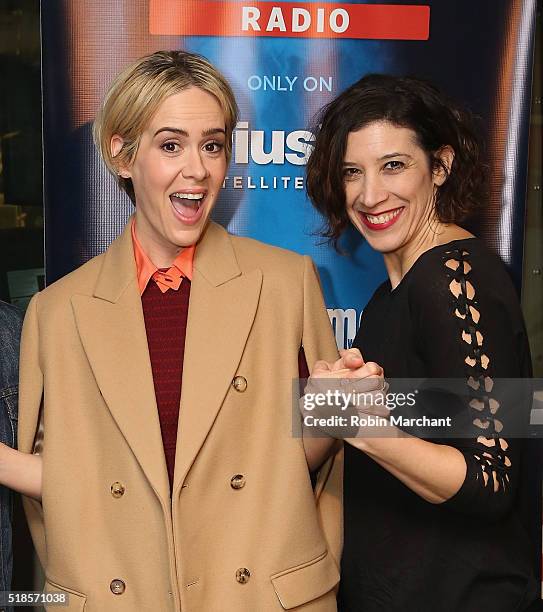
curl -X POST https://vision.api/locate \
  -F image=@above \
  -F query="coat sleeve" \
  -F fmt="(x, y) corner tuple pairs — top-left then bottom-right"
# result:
(299, 255), (344, 568)
(0, 301), (22, 447)
(17, 292), (47, 566)
(300, 256), (338, 368)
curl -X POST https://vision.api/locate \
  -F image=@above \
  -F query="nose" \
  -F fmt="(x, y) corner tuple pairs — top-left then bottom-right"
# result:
(360, 174), (388, 209)
(181, 148), (209, 182)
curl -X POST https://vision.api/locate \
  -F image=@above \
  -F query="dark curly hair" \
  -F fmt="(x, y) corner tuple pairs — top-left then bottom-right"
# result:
(306, 74), (488, 248)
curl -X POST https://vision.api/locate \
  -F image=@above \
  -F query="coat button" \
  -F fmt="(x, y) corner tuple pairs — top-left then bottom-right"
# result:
(111, 482), (125, 498)
(110, 579), (126, 595)
(236, 568), (251, 584)
(230, 474), (246, 490)
(232, 376), (247, 392)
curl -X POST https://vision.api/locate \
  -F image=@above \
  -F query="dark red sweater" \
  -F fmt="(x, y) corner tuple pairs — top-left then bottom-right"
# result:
(141, 279), (191, 488)
(141, 277), (310, 492)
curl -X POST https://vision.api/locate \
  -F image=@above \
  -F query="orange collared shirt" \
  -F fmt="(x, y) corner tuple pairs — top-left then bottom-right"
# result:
(131, 220), (195, 295)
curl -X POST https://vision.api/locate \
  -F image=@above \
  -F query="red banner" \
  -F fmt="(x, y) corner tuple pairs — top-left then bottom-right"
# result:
(149, 1), (430, 40)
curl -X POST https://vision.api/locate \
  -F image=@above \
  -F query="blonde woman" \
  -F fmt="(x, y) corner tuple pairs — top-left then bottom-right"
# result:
(5, 51), (364, 611)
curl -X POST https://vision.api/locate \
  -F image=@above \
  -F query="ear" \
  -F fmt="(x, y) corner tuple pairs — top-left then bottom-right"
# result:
(433, 145), (455, 187)
(110, 135), (131, 178)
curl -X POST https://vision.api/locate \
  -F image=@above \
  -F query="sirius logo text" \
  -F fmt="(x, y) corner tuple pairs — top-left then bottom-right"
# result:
(233, 122), (314, 166)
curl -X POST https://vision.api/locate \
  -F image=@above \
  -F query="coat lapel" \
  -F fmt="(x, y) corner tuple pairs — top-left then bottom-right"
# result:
(71, 220), (170, 502)
(172, 223), (262, 494)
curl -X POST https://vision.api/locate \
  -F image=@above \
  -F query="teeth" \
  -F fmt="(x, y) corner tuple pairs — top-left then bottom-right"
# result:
(171, 192), (205, 200)
(364, 208), (402, 225)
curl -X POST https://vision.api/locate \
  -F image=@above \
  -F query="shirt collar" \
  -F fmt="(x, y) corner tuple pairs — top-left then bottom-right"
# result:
(131, 219), (194, 295)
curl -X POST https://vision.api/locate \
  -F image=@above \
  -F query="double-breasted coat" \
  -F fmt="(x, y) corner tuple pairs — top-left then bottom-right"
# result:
(18, 220), (343, 611)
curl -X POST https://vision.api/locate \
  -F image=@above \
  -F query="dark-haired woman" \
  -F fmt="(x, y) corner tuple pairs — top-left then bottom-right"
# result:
(305, 75), (541, 611)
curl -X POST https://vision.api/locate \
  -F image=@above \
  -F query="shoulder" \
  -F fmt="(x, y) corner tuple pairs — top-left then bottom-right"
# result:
(36, 253), (105, 305)
(229, 232), (307, 274)
(29, 254), (107, 324)
(360, 279), (391, 319)
(366, 279), (391, 303)
(225, 230), (319, 296)
(225, 230), (323, 307)
(407, 238), (530, 374)
(407, 238), (518, 309)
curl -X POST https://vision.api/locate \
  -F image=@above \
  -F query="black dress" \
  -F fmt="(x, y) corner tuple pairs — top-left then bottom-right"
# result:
(338, 238), (542, 612)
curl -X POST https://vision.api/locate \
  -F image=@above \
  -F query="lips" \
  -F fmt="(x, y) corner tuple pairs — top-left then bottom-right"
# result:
(359, 206), (404, 231)
(170, 191), (206, 225)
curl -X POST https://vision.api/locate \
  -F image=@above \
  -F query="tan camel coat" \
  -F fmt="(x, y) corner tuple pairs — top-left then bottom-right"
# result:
(18, 220), (342, 611)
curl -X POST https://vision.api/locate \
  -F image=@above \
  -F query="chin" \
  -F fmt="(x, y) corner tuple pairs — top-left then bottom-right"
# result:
(172, 224), (208, 247)
(363, 233), (402, 255)
(169, 232), (199, 249)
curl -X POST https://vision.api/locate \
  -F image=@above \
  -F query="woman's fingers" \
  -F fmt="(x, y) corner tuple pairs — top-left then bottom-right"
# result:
(311, 350), (365, 378)
(339, 348), (363, 360)
(311, 360), (333, 376)
(345, 360), (384, 379)
(310, 351), (384, 390)
(337, 348), (364, 371)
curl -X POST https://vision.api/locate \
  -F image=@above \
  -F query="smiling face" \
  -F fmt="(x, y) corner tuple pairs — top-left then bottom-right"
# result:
(113, 87), (227, 267)
(343, 121), (449, 264)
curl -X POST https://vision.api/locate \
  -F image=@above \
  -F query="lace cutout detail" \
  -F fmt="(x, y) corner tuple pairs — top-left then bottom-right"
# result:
(443, 248), (509, 493)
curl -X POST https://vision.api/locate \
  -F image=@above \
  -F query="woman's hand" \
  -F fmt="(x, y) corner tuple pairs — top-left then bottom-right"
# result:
(300, 349), (389, 470)
(305, 349), (389, 423)
(0, 442), (42, 501)
(311, 348), (376, 379)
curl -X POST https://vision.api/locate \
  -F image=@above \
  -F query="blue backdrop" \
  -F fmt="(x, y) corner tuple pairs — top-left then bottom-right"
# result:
(41, 0), (537, 348)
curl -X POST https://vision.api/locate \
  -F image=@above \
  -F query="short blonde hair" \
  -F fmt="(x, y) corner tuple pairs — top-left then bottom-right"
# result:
(93, 50), (238, 203)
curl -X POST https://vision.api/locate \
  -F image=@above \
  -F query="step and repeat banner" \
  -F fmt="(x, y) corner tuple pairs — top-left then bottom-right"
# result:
(41, 0), (537, 349)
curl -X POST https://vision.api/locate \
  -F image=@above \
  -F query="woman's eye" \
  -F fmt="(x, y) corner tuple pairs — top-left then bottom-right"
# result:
(384, 160), (404, 171)
(204, 141), (224, 153)
(343, 167), (360, 179)
(161, 141), (180, 153)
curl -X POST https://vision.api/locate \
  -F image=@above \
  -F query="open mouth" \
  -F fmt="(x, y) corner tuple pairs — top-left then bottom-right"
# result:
(360, 206), (404, 230)
(170, 191), (207, 225)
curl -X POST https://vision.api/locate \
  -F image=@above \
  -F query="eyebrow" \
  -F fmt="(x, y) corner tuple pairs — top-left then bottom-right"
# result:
(153, 127), (226, 137)
(342, 152), (412, 165)
(378, 152), (412, 160)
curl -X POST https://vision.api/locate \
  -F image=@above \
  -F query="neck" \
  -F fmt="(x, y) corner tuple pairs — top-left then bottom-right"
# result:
(384, 222), (473, 289)
(134, 215), (182, 268)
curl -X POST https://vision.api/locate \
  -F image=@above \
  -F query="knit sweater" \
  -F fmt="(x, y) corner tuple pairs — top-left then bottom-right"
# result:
(141, 278), (191, 488)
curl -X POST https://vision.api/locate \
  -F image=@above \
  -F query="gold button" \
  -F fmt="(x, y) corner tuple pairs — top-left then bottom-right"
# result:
(236, 568), (250, 584)
(232, 376), (247, 393)
(110, 579), (126, 595)
(230, 474), (246, 490)
(111, 482), (125, 498)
